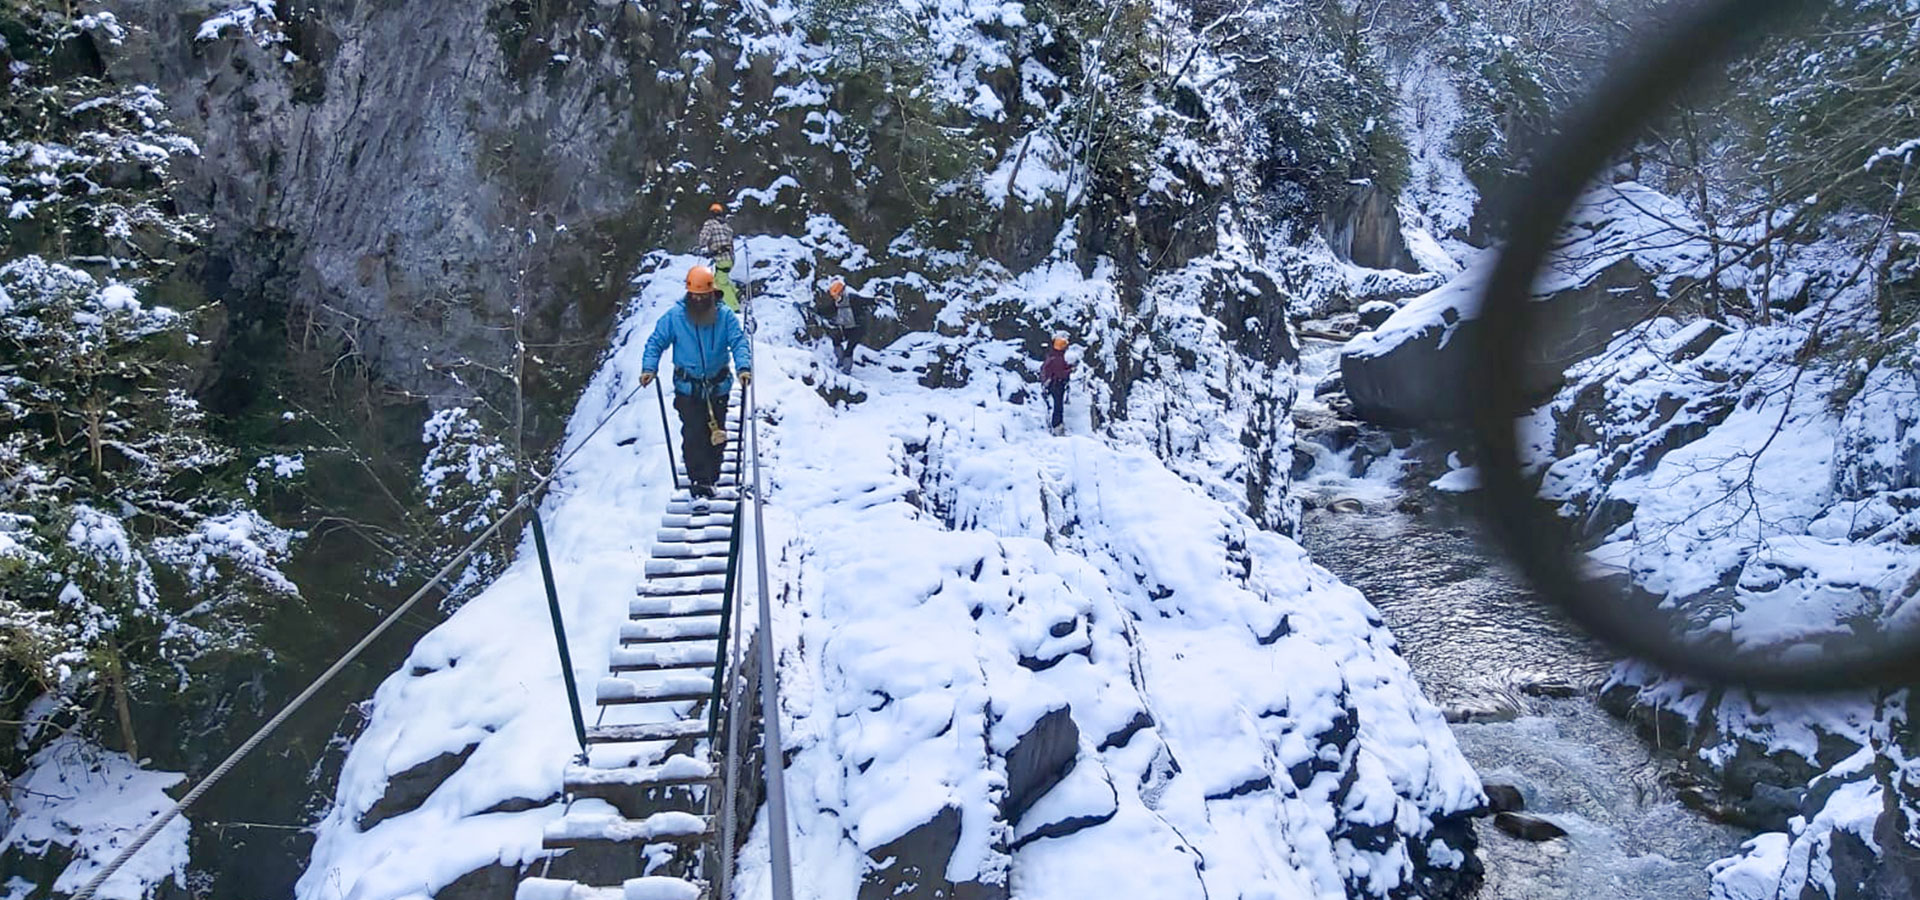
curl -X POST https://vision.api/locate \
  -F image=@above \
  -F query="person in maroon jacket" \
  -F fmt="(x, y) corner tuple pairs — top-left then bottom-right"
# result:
(1041, 336), (1072, 436)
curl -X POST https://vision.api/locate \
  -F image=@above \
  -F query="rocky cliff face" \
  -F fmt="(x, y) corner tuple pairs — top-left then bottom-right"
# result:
(101, 0), (790, 415)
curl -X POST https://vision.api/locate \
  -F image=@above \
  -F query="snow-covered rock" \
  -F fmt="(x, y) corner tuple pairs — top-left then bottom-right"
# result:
(0, 737), (189, 900)
(1340, 182), (1711, 425)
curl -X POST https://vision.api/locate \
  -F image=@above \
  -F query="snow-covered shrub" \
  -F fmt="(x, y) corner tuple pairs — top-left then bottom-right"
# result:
(415, 407), (518, 609)
(1193, 0), (1406, 228)
(419, 407), (517, 535)
(1441, 11), (1554, 193)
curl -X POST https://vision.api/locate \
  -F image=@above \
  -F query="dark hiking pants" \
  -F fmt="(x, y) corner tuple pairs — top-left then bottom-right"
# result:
(833, 324), (865, 369)
(1046, 380), (1066, 429)
(673, 391), (730, 486)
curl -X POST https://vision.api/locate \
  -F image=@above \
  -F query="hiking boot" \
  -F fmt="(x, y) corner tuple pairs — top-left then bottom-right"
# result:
(690, 483), (714, 500)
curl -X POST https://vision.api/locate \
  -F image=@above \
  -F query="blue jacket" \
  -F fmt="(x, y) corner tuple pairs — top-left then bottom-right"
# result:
(642, 298), (752, 397)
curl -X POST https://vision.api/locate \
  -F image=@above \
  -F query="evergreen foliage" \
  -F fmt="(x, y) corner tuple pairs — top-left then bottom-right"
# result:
(0, 1), (296, 772)
(1188, 0), (1408, 227)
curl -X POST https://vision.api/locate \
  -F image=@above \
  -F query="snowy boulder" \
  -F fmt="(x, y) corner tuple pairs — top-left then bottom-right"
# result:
(1493, 812), (1567, 842)
(1341, 255), (1674, 426)
(861, 806), (1003, 900)
(1708, 747), (1920, 900)
(356, 743), (480, 830)
(1356, 299), (1399, 330)
(998, 704), (1079, 825)
(1341, 181), (1709, 426)
(1481, 783), (1525, 813)
(1832, 348), (1920, 500)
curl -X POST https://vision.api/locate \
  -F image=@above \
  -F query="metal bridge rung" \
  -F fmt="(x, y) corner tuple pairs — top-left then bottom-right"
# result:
(644, 556), (731, 578)
(516, 878), (705, 900)
(565, 754), (713, 789)
(650, 541), (733, 559)
(636, 574), (728, 596)
(541, 811), (714, 849)
(594, 673), (713, 706)
(629, 595), (725, 618)
(608, 657), (711, 674)
(611, 643), (717, 668)
(584, 720), (709, 744)
(664, 499), (738, 516)
(670, 486), (740, 502)
(659, 513), (734, 530)
(619, 618), (723, 643)
(655, 526), (733, 544)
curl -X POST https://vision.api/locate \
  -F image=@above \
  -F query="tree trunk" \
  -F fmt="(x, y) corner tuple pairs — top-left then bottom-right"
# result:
(110, 655), (139, 761)
(87, 404), (104, 475)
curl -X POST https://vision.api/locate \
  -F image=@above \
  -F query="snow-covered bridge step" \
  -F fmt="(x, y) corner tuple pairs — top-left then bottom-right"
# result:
(609, 644), (716, 673)
(648, 541), (732, 559)
(515, 876), (704, 900)
(644, 556), (731, 579)
(564, 755), (715, 797)
(679, 483), (741, 498)
(541, 810), (713, 849)
(655, 526), (734, 544)
(584, 719), (709, 744)
(664, 498), (738, 516)
(629, 595), (725, 618)
(636, 575), (728, 597)
(668, 491), (741, 510)
(619, 617), (722, 644)
(658, 512), (734, 530)
(595, 674), (712, 705)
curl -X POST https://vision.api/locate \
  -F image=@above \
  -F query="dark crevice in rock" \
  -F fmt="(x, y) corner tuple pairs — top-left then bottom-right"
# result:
(357, 742), (478, 831)
(1098, 711), (1153, 751)
(1204, 774), (1273, 801)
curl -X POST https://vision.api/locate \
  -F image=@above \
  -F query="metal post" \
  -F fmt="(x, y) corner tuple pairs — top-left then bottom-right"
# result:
(746, 378), (796, 900)
(531, 508), (590, 759)
(655, 379), (685, 491)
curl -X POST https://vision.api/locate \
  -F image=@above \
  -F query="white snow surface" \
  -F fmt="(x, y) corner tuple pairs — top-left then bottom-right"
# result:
(1, 736), (189, 900)
(301, 235), (1480, 899)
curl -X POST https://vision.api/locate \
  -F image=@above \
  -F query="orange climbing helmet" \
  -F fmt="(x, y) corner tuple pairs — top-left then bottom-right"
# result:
(1052, 337), (1068, 351)
(687, 265), (716, 294)
(710, 202), (724, 214)
(829, 280), (845, 298)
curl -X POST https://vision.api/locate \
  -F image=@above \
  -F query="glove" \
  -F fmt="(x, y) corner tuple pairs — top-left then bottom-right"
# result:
(738, 371), (753, 388)
(640, 372), (655, 387)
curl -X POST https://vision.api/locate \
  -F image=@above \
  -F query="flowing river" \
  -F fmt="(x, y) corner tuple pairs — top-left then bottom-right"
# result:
(1291, 333), (1752, 900)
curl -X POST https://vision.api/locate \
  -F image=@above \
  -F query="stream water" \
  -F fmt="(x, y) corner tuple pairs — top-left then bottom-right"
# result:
(1291, 334), (1751, 899)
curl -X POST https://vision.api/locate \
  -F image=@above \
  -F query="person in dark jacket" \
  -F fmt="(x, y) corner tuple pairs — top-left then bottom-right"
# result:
(825, 279), (863, 373)
(1041, 336), (1072, 436)
(641, 265), (753, 498)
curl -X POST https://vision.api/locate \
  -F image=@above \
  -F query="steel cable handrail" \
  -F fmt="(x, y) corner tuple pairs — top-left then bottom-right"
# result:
(742, 369), (797, 900)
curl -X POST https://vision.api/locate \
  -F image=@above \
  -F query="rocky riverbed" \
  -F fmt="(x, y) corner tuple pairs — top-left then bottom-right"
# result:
(1292, 330), (1753, 899)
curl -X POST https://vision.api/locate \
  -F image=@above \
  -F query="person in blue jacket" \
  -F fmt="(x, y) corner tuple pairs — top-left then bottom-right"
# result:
(641, 265), (753, 499)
